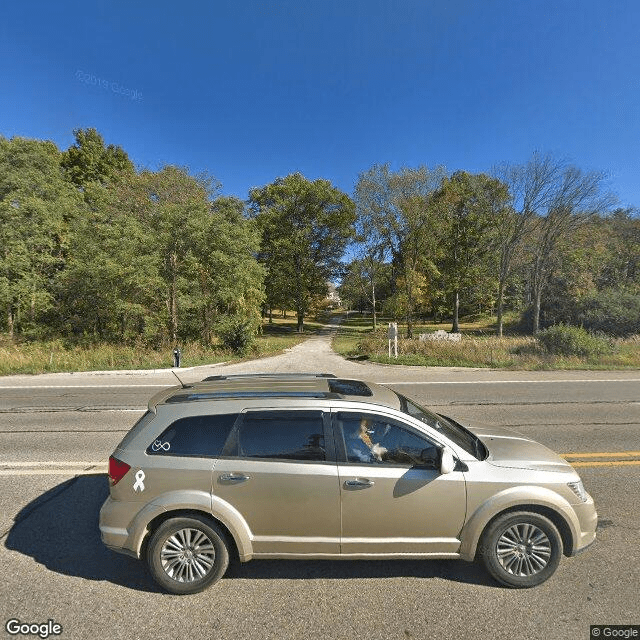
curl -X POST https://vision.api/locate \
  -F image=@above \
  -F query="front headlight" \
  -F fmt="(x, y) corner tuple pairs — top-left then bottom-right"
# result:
(568, 480), (588, 502)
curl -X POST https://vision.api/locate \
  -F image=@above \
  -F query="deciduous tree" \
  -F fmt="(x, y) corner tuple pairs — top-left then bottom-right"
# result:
(250, 173), (355, 332)
(0, 136), (82, 337)
(353, 164), (446, 336)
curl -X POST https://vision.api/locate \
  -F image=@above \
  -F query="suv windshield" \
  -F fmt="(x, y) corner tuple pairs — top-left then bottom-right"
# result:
(395, 392), (484, 460)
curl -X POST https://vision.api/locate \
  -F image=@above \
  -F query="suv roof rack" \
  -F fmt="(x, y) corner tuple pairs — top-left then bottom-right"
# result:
(200, 373), (337, 382)
(166, 390), (341, 403)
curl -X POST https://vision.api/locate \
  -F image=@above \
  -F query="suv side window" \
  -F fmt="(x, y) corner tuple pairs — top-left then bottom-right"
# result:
(231, 410), (327, 462)
(336, 411), (439, 467)
(146, 413), (239, 457)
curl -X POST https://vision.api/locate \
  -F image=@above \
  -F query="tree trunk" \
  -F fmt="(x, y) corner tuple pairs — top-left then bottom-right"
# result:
(297, 312), (304, 333)
(169, 252), (178, 343)
(7, 305), (13, 339)
(452, 290), (460, 333)
(406, 276), (413, 339)
(371, 281), (377, 331)
(496, 281), (504, 338)
(203, 303), (212, 345)
(532, 287), (542, 335)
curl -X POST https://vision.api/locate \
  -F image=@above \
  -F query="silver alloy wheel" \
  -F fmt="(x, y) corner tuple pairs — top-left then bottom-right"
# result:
(160, 527), (216, 583)
(496, 523), (552, 577)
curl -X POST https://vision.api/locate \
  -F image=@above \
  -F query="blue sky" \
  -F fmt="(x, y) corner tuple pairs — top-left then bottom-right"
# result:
(2, 0), (639, 207)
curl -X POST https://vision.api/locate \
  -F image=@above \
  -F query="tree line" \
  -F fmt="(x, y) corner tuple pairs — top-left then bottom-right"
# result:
(1, 129), (638, 347)
(341, 159), (640, 337)
(0, 129), (354, 345)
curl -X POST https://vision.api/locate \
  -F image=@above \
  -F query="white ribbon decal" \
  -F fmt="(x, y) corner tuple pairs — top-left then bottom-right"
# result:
(133, 470), (145, 492)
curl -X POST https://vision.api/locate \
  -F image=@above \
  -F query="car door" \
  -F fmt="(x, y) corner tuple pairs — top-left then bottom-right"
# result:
(334, 409), (467, 556)
(135, 411), (239, 504)
(213, 408), (341, 556)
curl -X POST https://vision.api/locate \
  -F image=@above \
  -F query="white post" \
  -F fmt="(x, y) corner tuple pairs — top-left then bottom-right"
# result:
(388, 323), (398, 359)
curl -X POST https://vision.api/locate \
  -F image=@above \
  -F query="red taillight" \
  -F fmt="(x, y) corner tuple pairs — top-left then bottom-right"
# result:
(108, 455), (131, 486)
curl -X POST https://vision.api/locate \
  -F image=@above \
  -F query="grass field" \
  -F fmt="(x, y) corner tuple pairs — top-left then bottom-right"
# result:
(0, 313), (322, 375)
(333, 312), (640, 370)
(4, 311), (639, 374)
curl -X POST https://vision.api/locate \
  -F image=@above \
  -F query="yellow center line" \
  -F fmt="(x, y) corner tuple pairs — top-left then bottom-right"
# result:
(570, 460), (640, 468)
(561, 451), (640, 458)
(559, 450), (640, 468)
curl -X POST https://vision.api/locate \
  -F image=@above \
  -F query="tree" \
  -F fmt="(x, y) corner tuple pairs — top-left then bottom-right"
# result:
(597, 208), (640, 292)
(0, 136), (83, 338)
(61, 128), (134, 191)
(353, 163), (446, 337)
(191, 196), (264, 344)
(338, 253), (391, 326)
(491, 153), (561, 336)
(525, 210), (640, 335)
(527, 163), (614, 333)
(57, 183), (163, 342)
(60, 167), (264, 346)
(393, 195), (443, 336)
(431, 171), (507, 333)
(250, 173), (355, 332)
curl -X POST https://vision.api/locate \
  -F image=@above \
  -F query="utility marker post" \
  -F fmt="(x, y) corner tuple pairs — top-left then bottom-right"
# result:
(388, 322), (398, 359)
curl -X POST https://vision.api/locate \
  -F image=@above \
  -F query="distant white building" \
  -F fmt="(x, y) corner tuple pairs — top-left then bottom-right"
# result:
(326, 282), (341, 307)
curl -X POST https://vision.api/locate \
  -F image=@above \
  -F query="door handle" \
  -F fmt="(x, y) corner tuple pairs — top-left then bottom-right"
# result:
(219, 473), (250, 483)
(344, 478), (375, 488)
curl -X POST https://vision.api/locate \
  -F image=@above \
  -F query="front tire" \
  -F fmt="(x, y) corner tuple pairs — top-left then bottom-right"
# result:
(479, 511), (563, 588)
(146, 515), (229, 595)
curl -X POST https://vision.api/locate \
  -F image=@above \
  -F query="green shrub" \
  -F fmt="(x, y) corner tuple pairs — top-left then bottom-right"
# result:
(217, 317), (256, 355)
(536, 324), (614, 357)
(577, 290), (640, 337)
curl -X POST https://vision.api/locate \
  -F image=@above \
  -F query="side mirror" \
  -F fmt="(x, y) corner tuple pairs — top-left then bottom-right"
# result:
(418, 448), (437, 468)
(440, 449), (456, 475)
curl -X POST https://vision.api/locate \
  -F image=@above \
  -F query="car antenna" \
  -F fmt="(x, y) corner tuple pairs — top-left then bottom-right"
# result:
(171, 369), (187, 388)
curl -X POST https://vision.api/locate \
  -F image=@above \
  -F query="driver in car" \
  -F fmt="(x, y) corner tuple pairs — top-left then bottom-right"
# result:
(347, 417), (388, 462)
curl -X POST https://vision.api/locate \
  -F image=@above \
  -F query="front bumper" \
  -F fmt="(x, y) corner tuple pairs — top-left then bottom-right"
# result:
(568, 494), (597, 556)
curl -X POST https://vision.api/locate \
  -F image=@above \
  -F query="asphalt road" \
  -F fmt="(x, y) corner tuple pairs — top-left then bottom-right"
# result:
(1, 359), (639, 639)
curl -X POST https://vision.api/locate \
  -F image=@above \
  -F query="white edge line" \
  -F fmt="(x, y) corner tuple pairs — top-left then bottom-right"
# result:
(0, 408), (145, 412)
(380, 379), (640, 385)
(0, 385), (169, 389)
(1, 379), (640, 389)
(1, 461), (105, 467)
(0, 469), (106, 475)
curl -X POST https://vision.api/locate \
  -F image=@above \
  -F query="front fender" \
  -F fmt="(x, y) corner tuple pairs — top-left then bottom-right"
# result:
(458, 486), (579, 561)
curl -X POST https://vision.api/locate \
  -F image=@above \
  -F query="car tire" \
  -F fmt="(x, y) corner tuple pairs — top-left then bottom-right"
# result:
(146, 515), (229, 595)
(478, 511), (563, 588)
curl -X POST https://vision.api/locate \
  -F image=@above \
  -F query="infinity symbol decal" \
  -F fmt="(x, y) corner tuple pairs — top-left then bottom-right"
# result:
(151, 440), (170, 452)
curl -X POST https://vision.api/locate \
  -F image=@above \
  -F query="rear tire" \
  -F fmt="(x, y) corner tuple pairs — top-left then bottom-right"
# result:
(478, 511), (563, 588)
(146, 515), (229, 595)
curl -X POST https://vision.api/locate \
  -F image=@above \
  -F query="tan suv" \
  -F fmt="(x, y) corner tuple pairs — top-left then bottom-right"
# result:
(99, 373), (597, 594)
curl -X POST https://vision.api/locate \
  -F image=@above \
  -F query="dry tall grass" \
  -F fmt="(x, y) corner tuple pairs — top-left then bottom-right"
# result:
(341, 329), (640, 370)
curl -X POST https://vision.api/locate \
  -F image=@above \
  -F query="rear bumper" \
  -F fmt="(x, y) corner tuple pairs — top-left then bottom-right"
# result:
(99, 496), (165, 558)
(99, 497), (134, 553)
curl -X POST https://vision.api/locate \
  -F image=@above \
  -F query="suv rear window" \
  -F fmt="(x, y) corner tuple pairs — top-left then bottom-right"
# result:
(147, 413), (239, 457)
